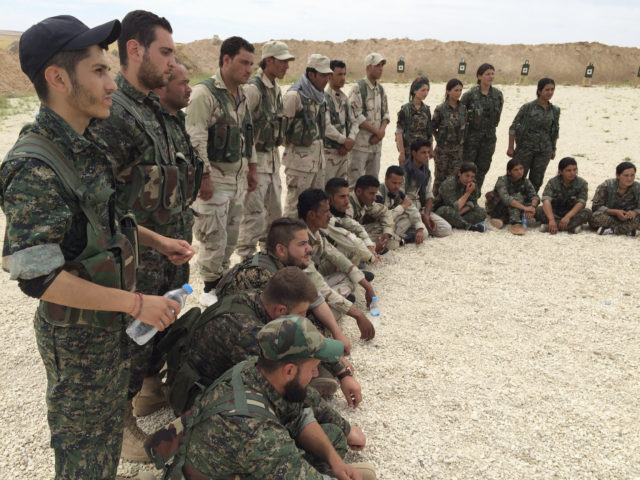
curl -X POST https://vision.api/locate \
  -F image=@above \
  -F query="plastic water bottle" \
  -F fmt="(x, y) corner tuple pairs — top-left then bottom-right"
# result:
(126, 283), (193, 345)
(521, 212), (528, 231)
(369, 296), (380, 328)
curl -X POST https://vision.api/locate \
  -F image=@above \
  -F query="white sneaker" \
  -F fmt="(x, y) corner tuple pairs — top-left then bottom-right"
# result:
(540, 223), (549, 232)
(199, 290), (218, 307)
(569, 225), (582, 234)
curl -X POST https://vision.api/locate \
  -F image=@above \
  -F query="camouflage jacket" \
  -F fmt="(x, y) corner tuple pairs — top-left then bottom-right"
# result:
(181, 362), (350, 479)
(541, 175), (588, 216)
(434, 175), (480, 210)
(327, 210), (375, 248)
(591, 179), (640, 214)
(460, 85), (503, 136)
(509, 99), (560, 151)
(492, 175), (539, 207)
(346, 191), (395, 236)
(377, 183), (426, 231)
(215, 251), (285, 298)
(396, 101), (433, 153)
(321, 216), (375, 265)
(432, 101), (466, 148)
(282, 89), (325, 173)
(349, 78), (390, 153)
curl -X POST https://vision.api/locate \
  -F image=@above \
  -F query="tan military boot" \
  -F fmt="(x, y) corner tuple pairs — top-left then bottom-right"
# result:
(121, 402), (151, 463)
(509, 223), (526, 235)
(489, 218), (504, 229)
(132, 374), (168, 416)
(351, 462), (376, 480)
(309, 365), (339, 398)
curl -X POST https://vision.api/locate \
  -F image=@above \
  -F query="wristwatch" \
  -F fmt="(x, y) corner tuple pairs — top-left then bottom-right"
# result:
(336, 368), (352, 381)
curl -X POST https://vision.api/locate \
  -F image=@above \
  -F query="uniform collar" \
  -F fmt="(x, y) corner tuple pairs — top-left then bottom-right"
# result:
(364, 77), (377, 90)
(258, 69), (276, 89)
(115, 73), (161, 105)
(36, 105), (96, 154)
(212, 69), (247, 103)
(245, 364), (304, 418)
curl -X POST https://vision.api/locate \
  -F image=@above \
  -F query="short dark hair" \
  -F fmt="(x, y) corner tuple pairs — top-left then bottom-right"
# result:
(32, 48), (92, 103)
(298, 189), (329, 221)
(262, 267), (317, 310)
(385, 165), (405, 179)
(558, 157), (577, 172)
(459, 162), (477, 175)
(257, 355), (307, 374)
(330, 60), (346, 71)
(219, 36), (254, 67)
(305, 67), (318, 77)
(410, 138), (430, 153)
(325, 177), (349, 196)
(476, 63), (495, 84)
(118, 10), (172, 67)
(259, 58), (267, 70)
(616, 161), (636, 175)
(355, 175), (380, 191)
(266, 218), (307, 254)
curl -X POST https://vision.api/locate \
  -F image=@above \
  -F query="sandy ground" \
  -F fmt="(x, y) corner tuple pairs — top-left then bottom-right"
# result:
(1, 83), (640, 479)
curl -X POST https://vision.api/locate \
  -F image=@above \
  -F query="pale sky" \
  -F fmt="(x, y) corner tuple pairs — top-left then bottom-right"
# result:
(1, 0), (639, 48)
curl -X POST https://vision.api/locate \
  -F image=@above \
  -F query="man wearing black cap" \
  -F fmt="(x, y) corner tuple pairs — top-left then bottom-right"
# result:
(0, 15), (192, 479)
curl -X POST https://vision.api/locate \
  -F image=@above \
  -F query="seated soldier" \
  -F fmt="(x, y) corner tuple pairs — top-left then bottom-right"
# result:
(377, 165), (427, 245)
(147, 315), (376, 480)
(167, 268), (362, 414)
(404, 138), (452, 237)
(216, 217), (352, 354)
(486, 158), (540, 235)
(298, 189), (376, 341)
(589, 161), (640, 235)
(325, 177), (379, 265)
(535, 157), (592, 234)
(434, 163), (487, 232)
(347, 175), (398, 250)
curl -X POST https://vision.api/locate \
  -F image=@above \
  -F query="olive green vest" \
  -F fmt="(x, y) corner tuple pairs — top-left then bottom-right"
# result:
(248, 75), (286, 151)
(357, 78), (388, 119)
(605, 179), (640, 209)
(285, 94), (326, 147)
(323, 91), (351, 150)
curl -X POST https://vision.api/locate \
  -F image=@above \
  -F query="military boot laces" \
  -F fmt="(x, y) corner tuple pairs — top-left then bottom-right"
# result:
(121, 402), (151, 463)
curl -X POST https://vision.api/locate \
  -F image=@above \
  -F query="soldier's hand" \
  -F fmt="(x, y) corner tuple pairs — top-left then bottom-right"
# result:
(346, 425), (366, 450)
(352, 310), (375, 340)
(334, 330), (351, 356)
(615, 210), (628, 221)
(368, 135), (380, 145)
(558, 216), (570, 230)
(415, 228), (425, 245)
(374, 234), (388, 253)
(157, 238), (195, 265)
(247, 169), (258, 192)
(137, 295), (180, 331)
(338, 146), (348, 156)
(367, 245), (381, 263)
(198, 176), (214, 200)
(424, 214), (437, 232)
(548, 220), (558, 234)
(506, 147), (515, 158)
(401, 196), (412, 209)
(343, 138), (355, 152)
(398, 151), (406, 165)
(465, 182), (476, 194)
(340, 375), (362, 408)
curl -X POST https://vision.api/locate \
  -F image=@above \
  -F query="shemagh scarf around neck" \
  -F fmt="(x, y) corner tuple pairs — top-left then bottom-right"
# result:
(290, 74), (325, 105)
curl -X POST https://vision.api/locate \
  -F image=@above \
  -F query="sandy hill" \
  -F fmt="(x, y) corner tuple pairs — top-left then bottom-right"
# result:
(2, 36), (640, 95)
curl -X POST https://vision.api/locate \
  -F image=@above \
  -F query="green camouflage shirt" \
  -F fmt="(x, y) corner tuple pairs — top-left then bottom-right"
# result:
(184, 362), (350, 479)
(493, 175), (540, 206)
(509, 99), (560, 151)
(541, 175), (588, 216)
(396, 101), (433, 151)
(216, 251), (285, 297)
(460, 85), (503, 136)
(591, 179), (640, 213)
(434, 175), (480, 210)
(432, 101), (466, 148)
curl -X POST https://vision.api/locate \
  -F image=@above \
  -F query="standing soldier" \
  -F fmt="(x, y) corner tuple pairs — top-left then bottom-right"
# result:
(324, 60), (358, 181)
(282, 54), (332, 217)
(460, 63), (504, 192)
(185, 36), (258, 306)
(1, 15), (189, 478)
(236, 41), (294, 259)
(395, 75), (433, 165)
(89, 10), (196, 462)
(349, 53), (390, 186)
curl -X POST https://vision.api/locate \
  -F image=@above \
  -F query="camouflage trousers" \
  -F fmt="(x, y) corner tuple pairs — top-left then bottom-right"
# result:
(588, 211), (640, 234)
(324, 148), (349, 182)
(35, 313), (129, 479)
(363, 222), (401, 249)
(433, 145), (463, 196)
(301, 422), (348, 475)
(535, 206), (592, 231)
(513, 145), (553, 193)
(283, 167), (325, 217)
(236, 170), (282, 258)
(326, 230), (375, 266)
(487, 193), (532, 224)
(323, 271), (357, 321)
(435, 205), (486, 230)
(193, 181), (246, 282)
(349, 149), (381, 188)
(463, 131), (497, 192)
(395, 211), (452, 238)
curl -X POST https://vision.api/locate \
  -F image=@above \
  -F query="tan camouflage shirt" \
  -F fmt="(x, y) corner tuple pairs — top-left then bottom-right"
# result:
(346, 191), (395, 236)
(377, 184), (426, 231)
(282, 90), (324, 173)
(349, 78), (390, 153)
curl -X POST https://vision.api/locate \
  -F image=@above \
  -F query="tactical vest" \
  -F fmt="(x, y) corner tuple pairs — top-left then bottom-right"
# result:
(434, 102), (466, 147)
(323, 91), (351, 150)
(605, 179), (640, 210)
(158, 295), (259, 415)
(357, 78), (388, 119)
(8, 134), (137, 328)
(249, 75), (286, 151)
(166, 116), (204, 206)
(285, 93), (326, 147)
(201, 78), (253, 163)
(400, 102), (431, 150)
(216, 251), (280, 297)
(112, 90), (190, 226)
(146, 359), (278, 480)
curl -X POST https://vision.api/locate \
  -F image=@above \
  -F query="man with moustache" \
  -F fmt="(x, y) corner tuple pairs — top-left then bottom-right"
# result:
(236, 41), (294, 259)
(90, 10), (196, 462)
(185, 36), (258, 307)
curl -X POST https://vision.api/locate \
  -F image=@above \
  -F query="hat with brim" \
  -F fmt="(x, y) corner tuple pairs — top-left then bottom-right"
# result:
(365, 52), (386, 67)
(307, 54), (332, 74)
(262, 40), (295, 61)
(19, 15), (121, 82)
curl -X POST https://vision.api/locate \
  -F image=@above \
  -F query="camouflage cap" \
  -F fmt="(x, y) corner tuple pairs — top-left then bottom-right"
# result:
(262, 40), (295, 61)
(258, 315), (344, 362)
(307, 54), (332, 74)
(365, 53), (386, 67)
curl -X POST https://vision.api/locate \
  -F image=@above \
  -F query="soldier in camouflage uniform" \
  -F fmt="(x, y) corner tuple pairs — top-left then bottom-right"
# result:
(349, 53), (390, 186)
(299, 189), (377, 341)
(434, 163), (487, 232)
(185, 36), (258, 306)
(324, 60), (359, 181)
(236, 41), (294, 258)
(282, 54), (332, 217)
(507, 78), (560, 193)
(146, 316), (375, 479)
(535, 157), (592, 234)
(460, 63), (504, 192)
(432, 79), (466, 195)
(588, 161), (640, 235)
(89, 11), (198, 461)
(0, 16), (187, 478)
(395, 75), (433, 166)
(486, 159), (539, 235)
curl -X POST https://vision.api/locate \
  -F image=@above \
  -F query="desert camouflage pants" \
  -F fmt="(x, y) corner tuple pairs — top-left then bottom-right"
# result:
(535, 206), (592, 231)
(395, 211), (452, 238)
(433, 145), (463, 196)
(326, 230), (374, 265)
(435, 205), (487, 230)
(283, 168), (325, 217)
(588, 211), (640, 234)
(463, 131), (497, 192)
(35, 313), (129, 479)
(513, 145), (553, 193)
(324, 148), (349, 182)
(363, 222), (401, 250)
(236, 171), (282, 258)
(349, 150), (381, 188)
(323, 271), (357, 321)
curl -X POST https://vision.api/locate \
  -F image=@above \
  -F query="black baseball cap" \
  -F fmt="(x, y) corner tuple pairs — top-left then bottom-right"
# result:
(19, 15), (121, 82)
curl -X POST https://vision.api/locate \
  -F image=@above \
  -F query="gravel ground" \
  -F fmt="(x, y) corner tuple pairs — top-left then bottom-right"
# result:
(1, 84), (639, 479)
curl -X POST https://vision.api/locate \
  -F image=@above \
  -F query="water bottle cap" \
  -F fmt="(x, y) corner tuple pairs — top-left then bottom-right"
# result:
(182, 283), (194, 294)
(372, 296), (377, 301)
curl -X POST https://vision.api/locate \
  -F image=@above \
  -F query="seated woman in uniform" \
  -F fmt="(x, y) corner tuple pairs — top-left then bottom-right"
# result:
(486, 158), (539, 235)
(588, 161), (640, 235)
(433, 162), (487, 232)
(535, 157), (592, 234)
